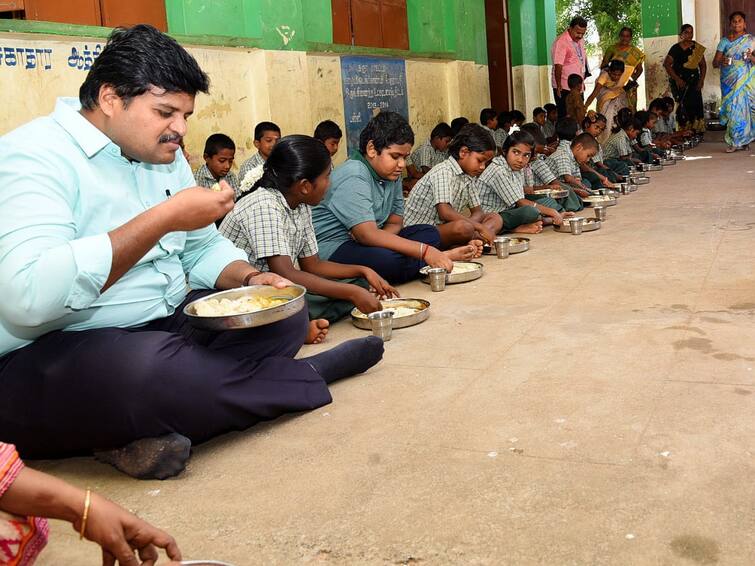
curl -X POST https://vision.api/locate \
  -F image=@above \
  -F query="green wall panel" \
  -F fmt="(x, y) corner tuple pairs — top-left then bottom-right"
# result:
(642, 0), (681, 38)
(508, 0), (554, 67)
(259, 0), (306, 49)
(454, 0), (487, 65)
(302, 0), (332, 43)
(407, 0), (453, 54)
(165, 0), (262, 39)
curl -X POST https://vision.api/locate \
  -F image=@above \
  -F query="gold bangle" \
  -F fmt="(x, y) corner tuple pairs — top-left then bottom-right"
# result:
(79, 489), (91, 540)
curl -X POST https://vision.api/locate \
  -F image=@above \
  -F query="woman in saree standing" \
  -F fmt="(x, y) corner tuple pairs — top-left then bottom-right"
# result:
(585, 60), (629, 143)
(664, 24), (707, 134)
(713, 11), (754, 152)
(601, 27), (645, 111)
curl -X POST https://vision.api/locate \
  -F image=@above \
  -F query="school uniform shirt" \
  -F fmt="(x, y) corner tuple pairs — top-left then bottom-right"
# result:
(0, 97), (247, 357)
(541, 121), (556, 139)
(238, 152), (265, 185)
(530, 155), (558, 185)
(477, 156), (524, 213)
(603, 130), (633, 159)
(590, 144), (605, 166)
(494, 128), (508, 148)
(312, 153), (404, 261)
(194, 163), (241, 199)
(404, 156), (481, 226)
(410, 139), (449, 170)
(219, 187), (318, 272)
(481, 125), (501, 147)
(547, 140), (582, 180)
(639, 128), (653, 147)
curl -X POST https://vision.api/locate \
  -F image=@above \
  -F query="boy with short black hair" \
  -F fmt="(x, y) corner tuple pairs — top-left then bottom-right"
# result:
(408, 122), (453, 177)
(510, 110), (526, 127)
(239, 121), (281, 183)
(565, 74), (586, 123)
(312, 112), (475, 284)
(313, 119), (343, 157)
(547, 118), (596, 200)
(542, 103), (559, 140)
(480, 107), (506, 150)
(604, 113), (643, 166)
(194, 133), (240, 196)
(498, 111), (513, 135)
(450, 116), (469, 136)
(533, 107), (546, 127)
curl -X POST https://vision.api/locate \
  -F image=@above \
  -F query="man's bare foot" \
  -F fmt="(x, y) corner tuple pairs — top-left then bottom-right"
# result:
(306, 319), (329, 344)
(468, 239), (484, 258)
(512, 221), (543, 234)
(446, 244), (477, 261)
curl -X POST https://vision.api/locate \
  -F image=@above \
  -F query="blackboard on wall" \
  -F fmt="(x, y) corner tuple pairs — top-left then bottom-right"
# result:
(340, 56), (409, 155)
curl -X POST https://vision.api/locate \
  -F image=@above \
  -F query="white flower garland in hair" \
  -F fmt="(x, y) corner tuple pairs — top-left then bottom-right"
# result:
(238, 164), (265, 195)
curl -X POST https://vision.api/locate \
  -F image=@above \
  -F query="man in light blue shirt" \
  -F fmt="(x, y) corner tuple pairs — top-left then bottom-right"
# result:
(0, 25), (383, 480)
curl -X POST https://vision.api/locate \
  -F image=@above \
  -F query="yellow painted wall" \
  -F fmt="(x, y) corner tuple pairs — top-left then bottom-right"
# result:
(0, 32), (490, 172)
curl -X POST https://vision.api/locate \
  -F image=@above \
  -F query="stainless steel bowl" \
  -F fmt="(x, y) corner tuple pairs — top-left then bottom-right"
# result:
(184, 285), (306, 331)
(508, 237), (530, 254)
(351, 298), (430, 330)
(421, 261), (483, 284)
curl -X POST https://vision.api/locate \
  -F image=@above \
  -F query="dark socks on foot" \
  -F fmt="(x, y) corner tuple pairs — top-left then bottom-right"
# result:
(95, 432), (191, 480)
(303, 336), (385, 383)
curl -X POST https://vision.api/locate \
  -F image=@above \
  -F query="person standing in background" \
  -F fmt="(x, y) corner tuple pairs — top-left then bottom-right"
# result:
(601, 27), (645, 112)
(551, 17), (589, 118)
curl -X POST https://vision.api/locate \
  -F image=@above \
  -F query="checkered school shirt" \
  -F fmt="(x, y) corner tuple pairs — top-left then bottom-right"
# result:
(404, 156), (481, 225)
(218, 186), (318, 272)
(410, 139), (449, 170)
(481, 125), (505, 148)
(547, 140), (581, 179)
(590, 144), (605, 166)
(603, 130), (632, 159)
(530, 155), (557, 184)
(541, 121), (556, 139)
(477, 156), (524, 213)
(194, 163), (241, 198)
(238, 152), (265, 185)
(639, 128), (653, 147)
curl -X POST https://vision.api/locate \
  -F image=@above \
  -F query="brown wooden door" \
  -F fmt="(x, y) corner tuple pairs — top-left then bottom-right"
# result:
(720, 0), (754, 36)
(100, 0), (167, 31)
(485, 0), (512, 111)
(332, 0), (409, 49)
(23, 0), (101, 25)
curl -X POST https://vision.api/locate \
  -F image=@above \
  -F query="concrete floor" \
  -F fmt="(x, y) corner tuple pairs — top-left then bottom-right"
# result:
(37, 140), (755, 565)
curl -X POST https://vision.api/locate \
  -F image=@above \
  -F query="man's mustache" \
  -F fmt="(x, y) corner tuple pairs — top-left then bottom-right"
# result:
(159, 134), (182, 144)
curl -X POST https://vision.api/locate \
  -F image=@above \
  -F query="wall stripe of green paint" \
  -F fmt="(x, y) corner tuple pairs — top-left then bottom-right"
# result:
(259, 0), (306, 49)
(165, 0), (262, 39)
(302, 0), (332, 44)
(642, 0), (682, 38)
(407, 0), (452, 53)
(454, 0), (487, 65)
(508, 0), (554, 67)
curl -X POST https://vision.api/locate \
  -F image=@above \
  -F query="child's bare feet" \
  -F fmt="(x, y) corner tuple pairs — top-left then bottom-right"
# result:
(306, 319), (330, 344)
(512, 221), (543, 234)
(445, 244), (477, 261)
(468, 239), (484, 258)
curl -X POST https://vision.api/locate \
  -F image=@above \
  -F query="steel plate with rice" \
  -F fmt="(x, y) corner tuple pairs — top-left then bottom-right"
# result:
(582, 196), (617, 207)
(420, 261), (483, 284)
(184, 284), (306, 330)
(534, 188), (569, 199)
(351, 298), (431, 330)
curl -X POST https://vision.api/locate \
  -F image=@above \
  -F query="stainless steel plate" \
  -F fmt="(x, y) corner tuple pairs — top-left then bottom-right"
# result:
(483, 237), (530, 255)
(660, 159), (675, 166)
(582, 196), (617, 207)
(630, 176), (650, 185)
(420, 261), (483, 284)
(534, 188), (569, 199)
(351, 298), (431, 330)
(647, 164), (663, 171)
(554, 218), (602, 233)
(184, 285), (306, 331)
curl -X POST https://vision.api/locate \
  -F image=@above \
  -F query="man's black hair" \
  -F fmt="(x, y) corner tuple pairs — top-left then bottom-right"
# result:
(80, 24), (209, 110)
(255, 121), (281, 141)
(314, 120), (342, 141)
(570, 16), (588, 28)
(430, 122), (454, 139)
(447, 123), (496, 159)
(203, 133), (235, 157)
(572, 132), (599, 151)
(450, 116), (469, 136)
(556, 117), (579, 141)
(479, 108), (498, 125)
(359, 111), (414, 154)
(567, 73), (583, 89)
(533, 107), (546, 117)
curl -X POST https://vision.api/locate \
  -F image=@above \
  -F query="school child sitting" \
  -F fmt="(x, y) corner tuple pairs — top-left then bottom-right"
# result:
(542, 103), (559, 142)
(565, 74), (587, 123)
(478, 130), (570, 234)
(498, 111), (513, 135)
(547, 118), (595, 197)
(238, 121), (281, 186)
(220, 135), (398, 345)
(450, 116), (469, 136)
(603, 110), (643, 167)
(314, 119), (343, 158)
(480, 108), (506, 151)
(194, 133), (240, 197)
(581, 112), (629, 180)
(509, 110), (526, 129)
(312, 112), (476, 285)
(405, 123), (500, 250)
(634, 110), (667, 162)
(407, 122), (453, 180)
(519, 123), (582, 212)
